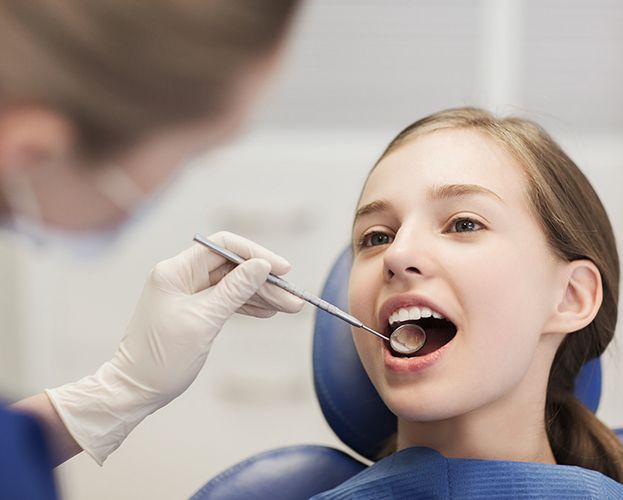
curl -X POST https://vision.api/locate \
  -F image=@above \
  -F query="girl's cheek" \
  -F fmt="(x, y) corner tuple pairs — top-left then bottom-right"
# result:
(349, 272), (369, 317)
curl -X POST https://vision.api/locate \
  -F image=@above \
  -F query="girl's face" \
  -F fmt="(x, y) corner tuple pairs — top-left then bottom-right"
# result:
(350, 128), (567, 425)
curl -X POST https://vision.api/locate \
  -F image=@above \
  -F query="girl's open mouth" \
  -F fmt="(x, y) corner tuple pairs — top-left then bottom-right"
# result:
(387, 316), (457, 358)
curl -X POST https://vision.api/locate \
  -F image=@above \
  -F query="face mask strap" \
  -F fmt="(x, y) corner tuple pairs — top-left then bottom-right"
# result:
(92, 166), (147, 214)
(0, 165), (158, 258)
(1, 172), (43, 221)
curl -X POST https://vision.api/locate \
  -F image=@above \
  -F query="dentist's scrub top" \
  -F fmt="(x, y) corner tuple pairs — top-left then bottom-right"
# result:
(312, 447), (623, 499)
(0, 405), (58, 499)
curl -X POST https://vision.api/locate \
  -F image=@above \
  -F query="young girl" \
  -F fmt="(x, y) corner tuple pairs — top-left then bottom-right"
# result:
(320, 107), (622, 497)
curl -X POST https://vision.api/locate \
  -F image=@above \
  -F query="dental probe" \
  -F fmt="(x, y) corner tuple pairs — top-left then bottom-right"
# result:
(193, 233), (390, 342)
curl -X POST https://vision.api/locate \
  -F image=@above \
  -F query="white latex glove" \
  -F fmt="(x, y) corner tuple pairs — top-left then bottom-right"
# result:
(45, 231), (304, 465)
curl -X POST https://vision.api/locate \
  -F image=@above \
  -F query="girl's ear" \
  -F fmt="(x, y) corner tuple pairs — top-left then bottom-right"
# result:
(546, 259), (603, 335)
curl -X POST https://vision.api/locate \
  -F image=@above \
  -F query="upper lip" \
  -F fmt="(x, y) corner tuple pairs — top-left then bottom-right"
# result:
(378, 294), (456, 335)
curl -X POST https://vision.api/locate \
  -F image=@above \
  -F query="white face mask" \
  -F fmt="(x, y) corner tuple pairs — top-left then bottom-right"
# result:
(0, 166), (155, 258)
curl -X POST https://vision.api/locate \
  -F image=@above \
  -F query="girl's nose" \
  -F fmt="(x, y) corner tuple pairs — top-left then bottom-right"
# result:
(383, 230), (425, 282)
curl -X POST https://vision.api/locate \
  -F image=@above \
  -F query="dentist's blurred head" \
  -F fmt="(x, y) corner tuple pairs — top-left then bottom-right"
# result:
(0, 0), (300, 237)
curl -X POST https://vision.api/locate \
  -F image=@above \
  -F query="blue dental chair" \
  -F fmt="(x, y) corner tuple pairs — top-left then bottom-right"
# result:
(192, 248), (621, 499)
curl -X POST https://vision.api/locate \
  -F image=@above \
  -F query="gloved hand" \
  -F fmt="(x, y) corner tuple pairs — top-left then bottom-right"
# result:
(45, 231), (304, 465)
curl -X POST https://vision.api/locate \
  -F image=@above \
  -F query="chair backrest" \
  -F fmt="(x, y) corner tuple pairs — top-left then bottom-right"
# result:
(190, 445), (365, 500)
(313, 246), (603, 461)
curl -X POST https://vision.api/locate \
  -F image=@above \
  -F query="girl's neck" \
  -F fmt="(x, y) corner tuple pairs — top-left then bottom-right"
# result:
(397, 390), (556, 465)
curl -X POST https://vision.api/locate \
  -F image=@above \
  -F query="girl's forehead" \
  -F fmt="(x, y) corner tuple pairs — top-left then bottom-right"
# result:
(361, 129), (526, 205)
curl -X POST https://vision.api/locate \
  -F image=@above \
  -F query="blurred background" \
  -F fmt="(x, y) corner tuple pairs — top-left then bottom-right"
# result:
(1, 0), (622, 498)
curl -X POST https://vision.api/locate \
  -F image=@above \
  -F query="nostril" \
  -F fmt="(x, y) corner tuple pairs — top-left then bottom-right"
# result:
(405, 266), (421, 274)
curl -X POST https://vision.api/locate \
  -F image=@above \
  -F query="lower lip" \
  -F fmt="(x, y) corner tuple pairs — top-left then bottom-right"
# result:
(383, 336), (454, 373)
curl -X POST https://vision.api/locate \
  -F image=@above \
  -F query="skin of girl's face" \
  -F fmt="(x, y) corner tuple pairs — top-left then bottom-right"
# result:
(349, 128), (567, 425)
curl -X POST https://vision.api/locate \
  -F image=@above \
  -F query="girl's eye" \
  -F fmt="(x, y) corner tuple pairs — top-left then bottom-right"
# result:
(359, 231), (394, 248)
(448, 217), (483, 233)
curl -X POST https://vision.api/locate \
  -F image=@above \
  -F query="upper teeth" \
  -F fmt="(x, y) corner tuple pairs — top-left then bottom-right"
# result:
(388, 306), (444, 325)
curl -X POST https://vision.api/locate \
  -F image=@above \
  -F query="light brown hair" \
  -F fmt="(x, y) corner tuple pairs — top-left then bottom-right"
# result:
(371, 107), (622, 481)
(0, 0), (299, 159)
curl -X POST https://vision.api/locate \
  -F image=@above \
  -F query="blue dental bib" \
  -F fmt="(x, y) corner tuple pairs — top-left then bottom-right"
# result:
(311, 447), (623, 499)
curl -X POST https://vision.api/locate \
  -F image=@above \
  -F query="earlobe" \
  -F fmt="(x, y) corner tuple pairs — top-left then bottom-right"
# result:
(0, 105), (74, 177)
(552, 260), (603, 335)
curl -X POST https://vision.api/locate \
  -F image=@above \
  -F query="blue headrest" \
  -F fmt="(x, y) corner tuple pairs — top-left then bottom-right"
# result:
(313, 247), (603, 461)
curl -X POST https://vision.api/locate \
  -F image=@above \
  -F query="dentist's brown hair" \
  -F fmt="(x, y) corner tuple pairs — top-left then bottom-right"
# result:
(0, 0), (299, 159)
(373, 107), (622, 481)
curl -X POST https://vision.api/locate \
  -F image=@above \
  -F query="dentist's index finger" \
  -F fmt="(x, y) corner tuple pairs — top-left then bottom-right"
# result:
(209, 231), (292, 275)
(159, 232), (294, 293)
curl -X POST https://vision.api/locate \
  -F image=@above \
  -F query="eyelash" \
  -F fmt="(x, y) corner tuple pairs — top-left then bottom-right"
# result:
(356, 217), (484, 250)
(446, 216), (484, 234)
(356, 231), (394, 249)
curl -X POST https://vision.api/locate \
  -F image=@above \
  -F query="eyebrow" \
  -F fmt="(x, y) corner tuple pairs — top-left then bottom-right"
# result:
(353, 183), (504, 223)
(354, 199), (390, 221)
(427, 183), (505, 204)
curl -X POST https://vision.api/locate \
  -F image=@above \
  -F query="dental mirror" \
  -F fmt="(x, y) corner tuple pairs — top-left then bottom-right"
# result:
(389, 324), (427, 355)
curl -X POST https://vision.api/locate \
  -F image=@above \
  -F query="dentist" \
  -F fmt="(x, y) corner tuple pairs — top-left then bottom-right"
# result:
(0, 1), (302, 497)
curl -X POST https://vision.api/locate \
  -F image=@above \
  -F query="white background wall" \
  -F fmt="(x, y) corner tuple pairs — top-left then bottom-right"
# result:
(0, 1), (622, 498)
